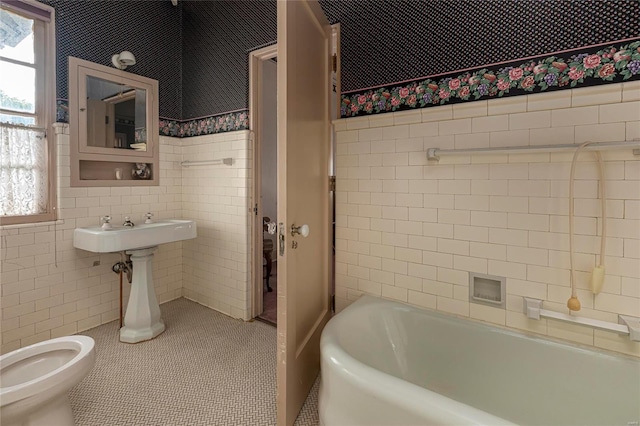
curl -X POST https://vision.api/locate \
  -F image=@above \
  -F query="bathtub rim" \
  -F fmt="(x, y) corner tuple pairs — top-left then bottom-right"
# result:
(320, 295), (640, 425)
(335, 295), (640, 362)
(320, 295), (516, 425)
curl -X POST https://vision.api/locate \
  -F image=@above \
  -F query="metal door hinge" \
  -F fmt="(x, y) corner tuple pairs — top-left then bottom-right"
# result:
(331, 294), (335, 312)
(332, 53), (337, 72)
(253, 203), (258, 216)
(329, 175), (336, 192)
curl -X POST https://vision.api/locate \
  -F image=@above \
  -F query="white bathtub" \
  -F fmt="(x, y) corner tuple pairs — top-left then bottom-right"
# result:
(319, 295), (640, 426)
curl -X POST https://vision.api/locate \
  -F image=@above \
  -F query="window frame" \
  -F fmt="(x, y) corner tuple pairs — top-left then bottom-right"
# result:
(0, 0), (57, 226)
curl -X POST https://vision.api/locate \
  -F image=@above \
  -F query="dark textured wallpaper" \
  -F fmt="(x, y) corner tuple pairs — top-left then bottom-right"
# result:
(38, 0), (639, 121)
(38, 0), (183, 119)
(181, 0), (638, 117)
(320, 0), (640, 94)
(181, 0), (276, 119)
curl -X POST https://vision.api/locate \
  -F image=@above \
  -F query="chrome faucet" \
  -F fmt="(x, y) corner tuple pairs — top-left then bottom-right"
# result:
(101, 215), (112, 230)
(123, 216), (135, 227)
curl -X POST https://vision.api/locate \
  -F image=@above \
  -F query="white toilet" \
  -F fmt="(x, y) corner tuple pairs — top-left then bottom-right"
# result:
(0, 335), (96, 426)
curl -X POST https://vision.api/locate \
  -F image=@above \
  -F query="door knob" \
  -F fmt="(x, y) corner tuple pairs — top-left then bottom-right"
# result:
(291, 224), (309, 238)
(265, 221), (277, 235)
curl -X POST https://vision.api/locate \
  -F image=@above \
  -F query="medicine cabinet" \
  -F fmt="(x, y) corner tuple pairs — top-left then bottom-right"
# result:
(69, 56), (159, 186)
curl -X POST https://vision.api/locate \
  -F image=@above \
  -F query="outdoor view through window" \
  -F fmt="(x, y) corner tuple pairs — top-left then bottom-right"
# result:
(1, 8), (36, 125)
(0, 5), (52, 223)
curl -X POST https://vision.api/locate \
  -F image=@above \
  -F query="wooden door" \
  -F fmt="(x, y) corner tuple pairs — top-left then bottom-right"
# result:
(276, 0), (332, 425)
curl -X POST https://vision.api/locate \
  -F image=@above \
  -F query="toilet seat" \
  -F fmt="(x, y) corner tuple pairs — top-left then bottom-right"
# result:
(1, 336), (95, 406)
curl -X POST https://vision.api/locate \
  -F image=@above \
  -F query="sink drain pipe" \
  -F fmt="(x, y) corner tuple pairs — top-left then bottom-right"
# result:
(112, 253), (132, 328)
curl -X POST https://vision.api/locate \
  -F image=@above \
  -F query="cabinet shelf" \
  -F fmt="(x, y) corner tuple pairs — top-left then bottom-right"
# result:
(77, 160), (155, 186)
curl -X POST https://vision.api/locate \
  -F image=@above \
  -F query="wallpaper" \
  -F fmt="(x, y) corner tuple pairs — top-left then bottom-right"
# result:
(179, 0), (638, 120)
(38, 0), (182, 119)
(320, 0), (640, 93)
(181, 0), (276, 119)
(340, 39), (640, 118)
(40, 0), (639, 133)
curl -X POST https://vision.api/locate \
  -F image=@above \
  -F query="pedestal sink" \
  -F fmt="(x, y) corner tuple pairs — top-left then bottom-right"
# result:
(73, 220), (196, 343)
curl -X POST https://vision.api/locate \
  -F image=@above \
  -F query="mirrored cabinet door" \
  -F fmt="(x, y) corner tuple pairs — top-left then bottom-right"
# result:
(69, 57), (159, 186)
(84, 76), (148, 152)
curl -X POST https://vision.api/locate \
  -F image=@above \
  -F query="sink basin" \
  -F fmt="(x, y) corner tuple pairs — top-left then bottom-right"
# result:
(73, 219), (197, 253)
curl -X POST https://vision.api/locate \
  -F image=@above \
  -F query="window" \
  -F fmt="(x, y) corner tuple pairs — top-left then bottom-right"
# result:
(0, 0), (56, 225)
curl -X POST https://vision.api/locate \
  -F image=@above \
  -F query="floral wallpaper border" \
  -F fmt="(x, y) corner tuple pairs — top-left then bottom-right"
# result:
(159, 111), (248, 137)
(55, 101), (248, 138)
(340, 39), (640, 118)
(56, 40), (640, 127)
(56, 99), (69, 123)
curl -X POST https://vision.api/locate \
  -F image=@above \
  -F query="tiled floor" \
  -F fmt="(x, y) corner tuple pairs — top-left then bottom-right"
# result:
(70, 298), (319, 425)
(259, 262), (277, 324)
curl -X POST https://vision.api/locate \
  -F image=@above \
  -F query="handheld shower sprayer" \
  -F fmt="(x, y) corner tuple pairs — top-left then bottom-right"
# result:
(567, 141), (608, 312)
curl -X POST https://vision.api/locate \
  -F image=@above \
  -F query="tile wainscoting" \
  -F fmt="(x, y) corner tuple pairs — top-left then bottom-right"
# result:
(1, 127), (255, 353)
(334, 81), (640, 357)
(1, 127), (254, 354)
(3, 82), (638, 358)
(181, 130), (253, 320)
(1, 125), (184, 354)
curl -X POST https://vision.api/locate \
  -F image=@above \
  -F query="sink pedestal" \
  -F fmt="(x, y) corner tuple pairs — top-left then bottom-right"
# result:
(120, 247), (165, 343)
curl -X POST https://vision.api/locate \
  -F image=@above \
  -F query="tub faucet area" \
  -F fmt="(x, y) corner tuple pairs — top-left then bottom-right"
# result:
(123, 217), (135, 227)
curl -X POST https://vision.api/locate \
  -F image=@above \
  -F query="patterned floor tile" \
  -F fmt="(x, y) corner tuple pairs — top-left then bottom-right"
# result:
(69, 298), (319, 426)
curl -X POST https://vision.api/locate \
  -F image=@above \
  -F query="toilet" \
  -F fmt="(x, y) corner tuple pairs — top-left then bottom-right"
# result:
(1, 335), (96, 426)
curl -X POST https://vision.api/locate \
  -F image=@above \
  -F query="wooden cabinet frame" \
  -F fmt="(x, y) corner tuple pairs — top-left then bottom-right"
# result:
(69, 56), (159, 186)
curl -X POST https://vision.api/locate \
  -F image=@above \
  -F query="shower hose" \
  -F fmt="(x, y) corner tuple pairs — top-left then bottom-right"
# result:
(567, 142), (607, 312)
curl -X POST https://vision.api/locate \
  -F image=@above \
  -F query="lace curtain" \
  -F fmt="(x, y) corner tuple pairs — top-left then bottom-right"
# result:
(0, 125), (48, 216)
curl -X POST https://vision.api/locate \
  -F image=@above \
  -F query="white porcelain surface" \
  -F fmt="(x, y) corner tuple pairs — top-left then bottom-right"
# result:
(119, 247), (165, 343)
(1, 336), (96, 426)
(319, 296), (640, 426)
(73, 219), (197, 253)
(74, 219), (197, 343)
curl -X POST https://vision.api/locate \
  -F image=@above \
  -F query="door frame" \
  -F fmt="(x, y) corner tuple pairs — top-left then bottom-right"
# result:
(249, 44), (278, 319)
(249, 24), (340, 320)
(329, 23), (340, 310)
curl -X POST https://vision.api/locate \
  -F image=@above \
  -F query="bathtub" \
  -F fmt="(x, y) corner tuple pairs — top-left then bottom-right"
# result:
(319, 295), (640, 426)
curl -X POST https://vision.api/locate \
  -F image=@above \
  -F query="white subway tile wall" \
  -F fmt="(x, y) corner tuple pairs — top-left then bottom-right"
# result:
(181, 131), (252, 321)
(1, 125), (183, 354)
(2, 84), (638, 358)
(335, 82), (640, 357)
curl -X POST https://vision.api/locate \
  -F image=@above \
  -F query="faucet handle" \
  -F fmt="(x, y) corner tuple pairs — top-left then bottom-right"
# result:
(101, 215), (112, 230)
(123, 216), (135, 227)
(144, 212), (154, 224)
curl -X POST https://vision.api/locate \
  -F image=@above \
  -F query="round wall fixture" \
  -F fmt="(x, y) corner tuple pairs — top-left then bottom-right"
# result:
(111, 51), (136, 70)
